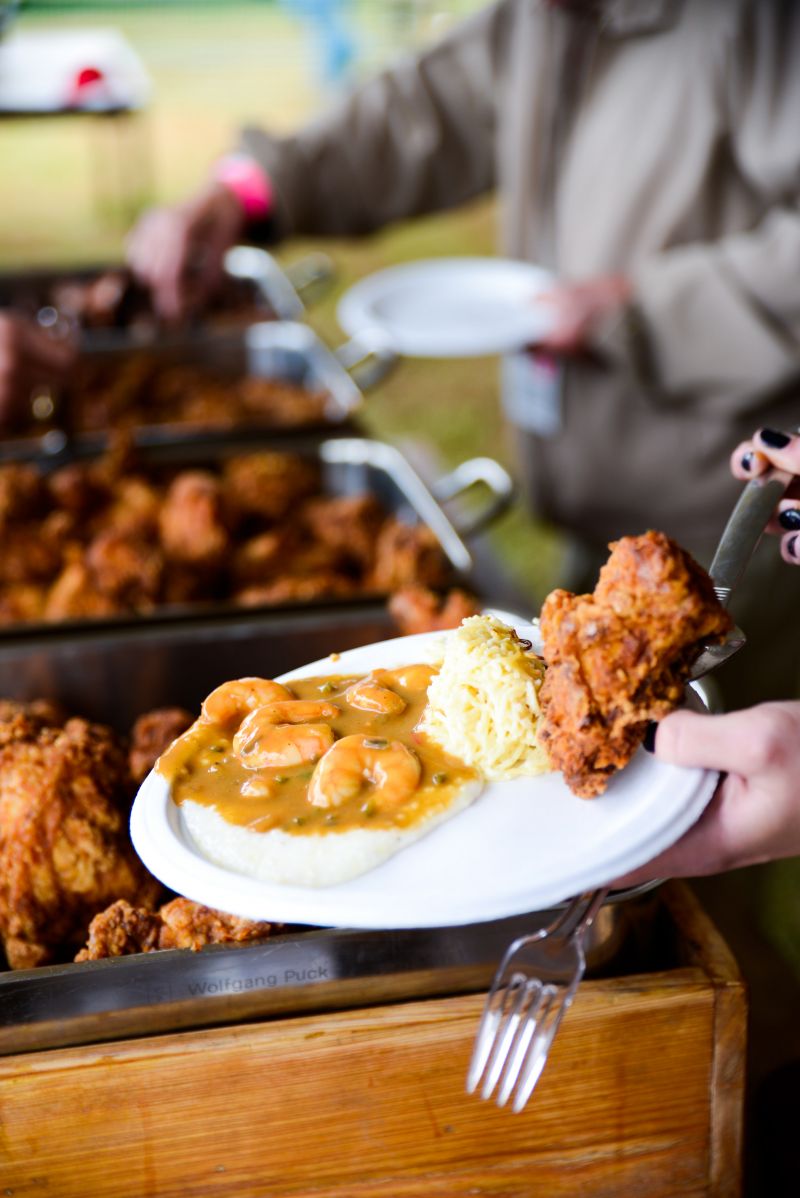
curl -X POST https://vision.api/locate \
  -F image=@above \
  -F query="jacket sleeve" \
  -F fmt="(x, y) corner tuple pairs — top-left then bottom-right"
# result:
(237, 2), (507, 239)
(600, 0), (800, 411)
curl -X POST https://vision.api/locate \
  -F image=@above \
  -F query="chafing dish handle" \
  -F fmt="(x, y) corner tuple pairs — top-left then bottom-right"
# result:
(430, 457), (516, 538)
(334, 334), (397, 392)
(282, 252), (335, 304)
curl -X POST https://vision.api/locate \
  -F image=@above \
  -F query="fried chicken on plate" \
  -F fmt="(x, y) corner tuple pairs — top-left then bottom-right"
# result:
(537, 531), (732, 798)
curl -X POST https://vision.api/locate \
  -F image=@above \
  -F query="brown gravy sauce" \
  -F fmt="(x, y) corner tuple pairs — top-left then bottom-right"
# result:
(159, 666), (478, 836)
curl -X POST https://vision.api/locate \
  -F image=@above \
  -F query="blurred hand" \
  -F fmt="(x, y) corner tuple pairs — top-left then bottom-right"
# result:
(731, 428), (800, 565)
(537, 274), (632, 354)
(0, 312), (76, 428)
(615, 703), (800, 885)
(126, 182), (245, 324)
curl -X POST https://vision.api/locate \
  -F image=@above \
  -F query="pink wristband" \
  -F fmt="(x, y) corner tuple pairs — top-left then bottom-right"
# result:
(213, 154), (274, 221)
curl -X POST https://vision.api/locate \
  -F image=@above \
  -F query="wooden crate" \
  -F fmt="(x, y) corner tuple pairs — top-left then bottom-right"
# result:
(0, 883), (744, 1197)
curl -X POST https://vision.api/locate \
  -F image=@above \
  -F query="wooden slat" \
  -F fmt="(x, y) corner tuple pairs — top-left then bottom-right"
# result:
(1, 976), (718, 1197)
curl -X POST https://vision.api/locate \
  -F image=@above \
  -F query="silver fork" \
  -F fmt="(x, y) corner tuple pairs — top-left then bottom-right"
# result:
(466, 888), (608, 1112)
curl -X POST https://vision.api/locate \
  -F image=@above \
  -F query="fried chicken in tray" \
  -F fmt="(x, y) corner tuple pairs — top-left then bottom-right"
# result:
(537, 531), (732, 799)
(0, 443), (455, 628)
(55, 356), (329, 436)
(75, 898), (275, 961)
(0, 704), (161, 969)
(0, 700), (278, 970)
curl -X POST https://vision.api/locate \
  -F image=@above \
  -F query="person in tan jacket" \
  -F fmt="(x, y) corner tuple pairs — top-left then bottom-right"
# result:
(129, 0), (800, 704)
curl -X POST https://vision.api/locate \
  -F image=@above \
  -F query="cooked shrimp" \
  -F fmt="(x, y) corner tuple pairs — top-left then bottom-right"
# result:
(308, 734), (421, 809)
(344, 675), (407, 715)
(232, 700), (340, 769)
(201, 677), (293, 729)
(382, 664), (437, 692)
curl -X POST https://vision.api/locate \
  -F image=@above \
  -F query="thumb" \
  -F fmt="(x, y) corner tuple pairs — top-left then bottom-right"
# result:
(654, 707), (764, 777)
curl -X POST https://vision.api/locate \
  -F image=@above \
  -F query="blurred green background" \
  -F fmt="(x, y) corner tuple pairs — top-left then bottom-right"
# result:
(0, 0), (565, 605)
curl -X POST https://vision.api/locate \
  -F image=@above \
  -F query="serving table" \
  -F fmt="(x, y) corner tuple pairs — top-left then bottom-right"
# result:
(0, 882), (744, 1197)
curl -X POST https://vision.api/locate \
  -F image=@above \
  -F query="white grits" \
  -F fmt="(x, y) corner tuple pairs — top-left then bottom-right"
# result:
(180, 777), (483, 887)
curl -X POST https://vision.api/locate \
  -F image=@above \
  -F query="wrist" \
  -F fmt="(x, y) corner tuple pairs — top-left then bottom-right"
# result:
(212, 154), (273, 223)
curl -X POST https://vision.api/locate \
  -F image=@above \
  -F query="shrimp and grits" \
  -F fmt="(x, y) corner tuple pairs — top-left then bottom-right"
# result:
(157, 616), (551, 886)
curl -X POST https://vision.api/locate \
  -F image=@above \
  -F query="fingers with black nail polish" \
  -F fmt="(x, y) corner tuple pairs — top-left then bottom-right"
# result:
(778, 508), (800, 531)
(757, 428), (792, 449)
(730, 441), (769, 480)
(782, 533), (800, 563)
(642, 722), (658, 753)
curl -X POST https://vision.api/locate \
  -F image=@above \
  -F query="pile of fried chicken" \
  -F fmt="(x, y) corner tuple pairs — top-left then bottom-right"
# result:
(0, 444), (453, 627)
(58, 355), (330, 435)
(537, 531), (732, 798)
(0, 699), (275, 970)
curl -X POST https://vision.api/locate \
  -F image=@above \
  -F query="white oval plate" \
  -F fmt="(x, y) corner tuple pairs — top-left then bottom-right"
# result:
(337, 257), (557, 358)
(131, 625), (717, 929)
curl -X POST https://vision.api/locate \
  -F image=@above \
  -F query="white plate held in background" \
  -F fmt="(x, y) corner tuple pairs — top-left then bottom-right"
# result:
(131, 625), (718, 929)
(337, 258), (557, 358)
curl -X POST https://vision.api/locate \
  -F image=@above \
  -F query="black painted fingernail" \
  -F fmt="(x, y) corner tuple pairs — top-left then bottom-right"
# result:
(787, 533), (800, 559)
(779, 509), (800, 531)
(740, 451), (755, 473)
(642, 722), (658, 753)
(758, 428), (791, 449)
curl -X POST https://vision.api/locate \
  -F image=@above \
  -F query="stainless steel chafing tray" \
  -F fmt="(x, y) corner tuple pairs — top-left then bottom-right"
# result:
(0, 245), (334, 345)
(0, 437), (514, 730)
(0, 885), (661, 1055)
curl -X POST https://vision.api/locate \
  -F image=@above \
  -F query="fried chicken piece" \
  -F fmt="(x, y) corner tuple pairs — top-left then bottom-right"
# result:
(222, 452), (319, 524)
(370, 520), (451, 591)
(0, 463), (46, 529)
(231, 529), (294, 587)
(0, 584), (47, 626)
(537, 531), (733, 799)
(238, 377), (328, 427)
(235, 572), (354, 606)
(0, 699), (64, 748)
(75, 897), (275, 960)
(301, 494), (386, 570)
(74, 899), (161, 961)
(128, 707), (194, 784)
(389, 585), (482, 635)
(43, 559), (121, 622)
(179, 387), (238, 428)
(158, 470), (230, 569)
(0, 717), (161, 968)
(47, 461), (109, 518)
(84, 529), (163, 610)
(161, 562), (220, 606)
(157, 897), (274, 951)
(0, 524), (64, 586)
(102, 475), (162, 539)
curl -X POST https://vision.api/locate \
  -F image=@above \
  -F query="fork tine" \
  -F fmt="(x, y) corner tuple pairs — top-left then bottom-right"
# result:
(495, 982), (555, 1108)
(466, 969), (520, 1093)
(480, 977), (544, 1100)
(509, 985), (575, 1113)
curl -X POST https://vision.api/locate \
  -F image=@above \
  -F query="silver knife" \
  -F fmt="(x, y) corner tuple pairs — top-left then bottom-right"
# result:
(691, 466), (792, 679)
